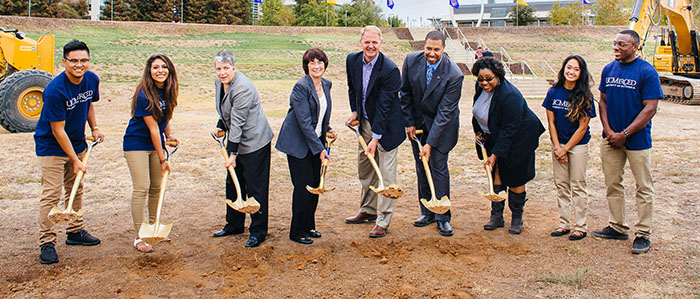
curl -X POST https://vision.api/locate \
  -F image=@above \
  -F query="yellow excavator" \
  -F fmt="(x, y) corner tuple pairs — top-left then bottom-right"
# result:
(0, 27), (54, 132)
(630, 0), (700, 104)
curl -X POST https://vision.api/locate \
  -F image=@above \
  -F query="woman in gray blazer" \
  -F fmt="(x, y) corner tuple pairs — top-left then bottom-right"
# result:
(276, 48), (334, 245)
(212, 50), (274, 248)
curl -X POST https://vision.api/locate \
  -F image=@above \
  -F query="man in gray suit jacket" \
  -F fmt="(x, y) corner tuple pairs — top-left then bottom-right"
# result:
(401, 31), (464, 237)
(212, 50), (274, 248)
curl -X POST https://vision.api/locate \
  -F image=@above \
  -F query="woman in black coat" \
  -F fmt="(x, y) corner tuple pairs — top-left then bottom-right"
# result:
(471, 57), (545, 234)
(275, 48), (335, 245)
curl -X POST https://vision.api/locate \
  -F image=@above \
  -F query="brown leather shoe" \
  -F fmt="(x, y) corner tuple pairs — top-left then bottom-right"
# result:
(345, 212), (377, 224)
(369, 225), (387, 238)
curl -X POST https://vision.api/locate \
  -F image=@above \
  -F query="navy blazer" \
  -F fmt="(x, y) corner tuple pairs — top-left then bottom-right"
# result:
(346, 52), (405, 151)
(400, 51), (464, 153)
(275, 75), (332, 159)
(472, 79), (545, 168)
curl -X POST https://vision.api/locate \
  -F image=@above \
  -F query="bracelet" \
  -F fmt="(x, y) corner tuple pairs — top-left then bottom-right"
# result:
(160, 159), (167, 164)
(623, 129), (630, 137)
(91, 126), (100, 131)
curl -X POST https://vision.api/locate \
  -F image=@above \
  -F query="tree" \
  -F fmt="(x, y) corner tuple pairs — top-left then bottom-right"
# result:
(295, 0), (337, 26)
(344, 0), (384, 27)
(66, 0), (88, 18)
(182, 0), (208, 23)
(101, 0), (138, 20)
(594, 0), (632, 25)
(386, 14), (404, 27)
(0, 0), (26, 15)
(206, 0), (249, 24)
(548, 1), (586, 25)
(510, 3), (536, 26)
(260, 0), (294, 26)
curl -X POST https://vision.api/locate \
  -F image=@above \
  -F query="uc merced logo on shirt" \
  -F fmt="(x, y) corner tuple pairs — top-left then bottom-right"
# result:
(66, 90), (93, 110)
(605, 77), (637, 90)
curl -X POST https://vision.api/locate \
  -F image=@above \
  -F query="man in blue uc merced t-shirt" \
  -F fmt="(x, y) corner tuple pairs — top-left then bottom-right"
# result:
(592, 30), (663, 255)
(33, 40), (106, 265)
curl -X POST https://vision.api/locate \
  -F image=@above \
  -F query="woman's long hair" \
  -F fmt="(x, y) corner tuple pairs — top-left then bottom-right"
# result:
(131, 54), (178, 122)
(553, 55), (593, 122)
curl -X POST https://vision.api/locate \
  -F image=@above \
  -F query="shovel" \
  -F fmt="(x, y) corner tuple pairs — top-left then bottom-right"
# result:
(475, 137), (506, 202)
(346, 120), (403, 199)
(48, 136), (102, 225)
(139, 141), (178, 244)
(413, 130), (451, 215)
(210, 132), (260, 214)
(306, 132), (337, 195)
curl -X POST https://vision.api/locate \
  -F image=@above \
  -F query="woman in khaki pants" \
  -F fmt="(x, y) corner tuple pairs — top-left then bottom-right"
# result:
(123, 54), (179, 252)
(542, 55), (596, 241)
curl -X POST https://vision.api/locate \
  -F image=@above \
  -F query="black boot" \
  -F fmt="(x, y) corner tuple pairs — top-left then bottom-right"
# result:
(484, 185), (505, 230)
(508, 191), (527, 235)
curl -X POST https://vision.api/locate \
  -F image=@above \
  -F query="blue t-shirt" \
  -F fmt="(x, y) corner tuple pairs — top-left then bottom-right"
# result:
(34, 71), (100, 156)
(598, 58), (663, 150)
(542, 86), (596, 145)
(123, 89), (169, 151)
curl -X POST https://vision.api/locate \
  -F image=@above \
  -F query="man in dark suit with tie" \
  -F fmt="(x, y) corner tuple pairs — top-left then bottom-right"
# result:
(401, 30), (464, 236)
(344, 25), (405, 238)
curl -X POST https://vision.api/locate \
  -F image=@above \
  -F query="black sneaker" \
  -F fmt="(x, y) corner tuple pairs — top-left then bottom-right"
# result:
(591, 226), (629, 240)
(632, 237), (650, 254)
(65, 230), (101, 246)
(40, 243), (58, 264)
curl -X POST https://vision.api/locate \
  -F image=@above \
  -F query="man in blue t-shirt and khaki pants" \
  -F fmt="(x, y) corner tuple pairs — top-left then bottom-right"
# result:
(33, 40), (105, 264)
(592, 30), (663, 254)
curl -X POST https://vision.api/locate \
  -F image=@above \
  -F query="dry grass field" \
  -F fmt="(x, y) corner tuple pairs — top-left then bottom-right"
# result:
(0, 16), (698, 298)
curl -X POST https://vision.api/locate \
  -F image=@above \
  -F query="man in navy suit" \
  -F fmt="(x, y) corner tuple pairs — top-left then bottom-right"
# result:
(401, 30), (464, 237)
(344, 26), (405, 238)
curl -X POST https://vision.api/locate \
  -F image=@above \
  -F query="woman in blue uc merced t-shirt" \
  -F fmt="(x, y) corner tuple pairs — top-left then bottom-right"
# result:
(122, 54), (179, 253)
(542, 55), (596, 241)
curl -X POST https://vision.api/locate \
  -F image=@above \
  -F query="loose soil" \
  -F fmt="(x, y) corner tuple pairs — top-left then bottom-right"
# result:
(0, 17), (698, 298)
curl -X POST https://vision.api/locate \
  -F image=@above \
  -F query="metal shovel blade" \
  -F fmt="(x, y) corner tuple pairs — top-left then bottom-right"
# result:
(306, 185), (336, 195)
(226, 198), (246, 211)
(139, 222), (173, 244)
(420, 195), (451, 215)
(47, 207), (86, 225)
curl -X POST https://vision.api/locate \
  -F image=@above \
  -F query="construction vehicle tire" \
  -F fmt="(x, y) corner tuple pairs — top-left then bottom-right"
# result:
(0, 69), (53, 133)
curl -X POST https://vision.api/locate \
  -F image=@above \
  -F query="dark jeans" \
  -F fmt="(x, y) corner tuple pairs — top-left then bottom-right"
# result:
(287, 150), (321, 239)
(224, 142), (271, 240)
(410, 137), (451, 222)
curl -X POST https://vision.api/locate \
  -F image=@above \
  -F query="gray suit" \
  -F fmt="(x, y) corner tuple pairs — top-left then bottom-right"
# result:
(215, 71), (273, 154)
(400, 51), (464, 220)
(215, 70), (273, 239)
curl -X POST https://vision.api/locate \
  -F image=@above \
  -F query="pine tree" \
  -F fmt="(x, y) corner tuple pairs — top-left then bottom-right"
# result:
(183, 0), (208, 23)
(101, 0), (138, 21)
(206, 0), (249, 25)
(0, 0), (26, 16)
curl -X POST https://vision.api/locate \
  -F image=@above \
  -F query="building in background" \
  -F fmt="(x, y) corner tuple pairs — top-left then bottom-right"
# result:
(437, 0), (580, 27)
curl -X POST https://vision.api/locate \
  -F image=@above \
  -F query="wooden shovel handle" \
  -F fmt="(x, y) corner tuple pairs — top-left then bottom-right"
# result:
(219, 147), (244, 201)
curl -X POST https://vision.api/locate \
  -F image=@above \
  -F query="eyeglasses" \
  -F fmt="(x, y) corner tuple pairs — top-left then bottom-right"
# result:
(65, 58), (90, 65)
(477, 76), (496, 82)
(612, 41), (637, 47)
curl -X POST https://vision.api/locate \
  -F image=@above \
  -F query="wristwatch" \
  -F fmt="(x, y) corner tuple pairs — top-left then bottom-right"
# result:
(623, 129), (630, 137)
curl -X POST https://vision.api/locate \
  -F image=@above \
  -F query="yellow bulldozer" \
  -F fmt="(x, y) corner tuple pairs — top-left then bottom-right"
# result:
(0, 27), (54, 132)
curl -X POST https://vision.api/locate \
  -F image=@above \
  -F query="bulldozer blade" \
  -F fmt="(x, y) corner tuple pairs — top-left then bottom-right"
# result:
(139, 222), (173, 244)
(478, 190), (507, 202)
(47, 207), (86, 225)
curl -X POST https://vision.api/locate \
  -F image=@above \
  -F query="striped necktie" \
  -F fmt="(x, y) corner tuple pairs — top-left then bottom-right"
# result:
(426, 65), (435, 86)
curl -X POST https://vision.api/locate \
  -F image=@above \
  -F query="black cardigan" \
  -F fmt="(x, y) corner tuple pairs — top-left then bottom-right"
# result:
(472, 79), (545, 169)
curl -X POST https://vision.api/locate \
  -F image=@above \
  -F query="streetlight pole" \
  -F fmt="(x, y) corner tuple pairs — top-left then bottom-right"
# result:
(181, 0), (183, 23)
(28, 0), (31, 17)
(111, 0), (113, 21)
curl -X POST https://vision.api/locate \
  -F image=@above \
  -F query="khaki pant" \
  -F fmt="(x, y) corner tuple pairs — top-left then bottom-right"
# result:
(39, 152), (85, 246)
(124, 151), (162, 232)
(358, 118), (398, 229)
(600, 142), (654, 238)
(552, 144), (589, 232)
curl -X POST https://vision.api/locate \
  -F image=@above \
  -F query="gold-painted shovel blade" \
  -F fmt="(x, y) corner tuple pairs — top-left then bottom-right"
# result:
(380, 184), (403, 199)
(47, 207), (86, 224)
(478, 190), (507, 202)
(139, 222), (173, 244)
(226, 199), (247, 212)
(432, 196), (452, 214)
(241, 197), (261, 214)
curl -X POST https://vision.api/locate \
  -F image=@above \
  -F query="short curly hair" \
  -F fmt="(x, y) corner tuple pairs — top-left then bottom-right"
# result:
(302, 48), (328, 75)
(471, 57), (505, 82)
